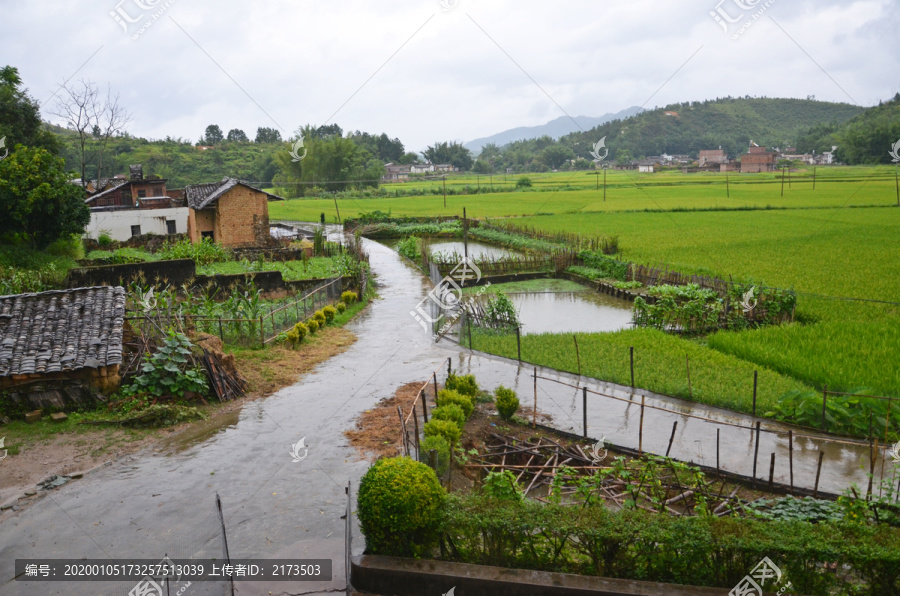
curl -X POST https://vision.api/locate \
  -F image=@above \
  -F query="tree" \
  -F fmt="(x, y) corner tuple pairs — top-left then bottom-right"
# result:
(0, 65), (59, 155)
(0, 145), (90, 248)
(226, 128), (248, 142)
(203, 124), (224, 145)
(50, 79), (131, 186)
(422, 141), (473, 170)
(540, 145), (575, 169)
(255, 126), (282, 143)
(397, 152), (420, 165)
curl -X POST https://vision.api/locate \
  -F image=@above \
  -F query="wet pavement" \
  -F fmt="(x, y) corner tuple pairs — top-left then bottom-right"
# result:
(0, 235), (891, 596)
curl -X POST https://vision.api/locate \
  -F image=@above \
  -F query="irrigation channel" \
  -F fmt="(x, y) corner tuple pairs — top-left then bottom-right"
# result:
(0, 231), (893, 596)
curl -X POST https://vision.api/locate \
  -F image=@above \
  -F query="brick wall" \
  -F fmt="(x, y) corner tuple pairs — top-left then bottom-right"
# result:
(214, 186), (270, 247)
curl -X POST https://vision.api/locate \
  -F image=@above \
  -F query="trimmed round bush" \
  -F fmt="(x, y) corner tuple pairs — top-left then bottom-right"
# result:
(495, 385), (519, 421)
(307, 319), (319, 333)
(445, 373), (479, 398)
(357, 457), (445, 557)
(313, 310), (327, 325)
(424, 418), (461, 446)
(336, 302), (346, 314)
(322, 305), (337, 322)
(293, 321), (308, 341)
(341, 290), (358, 304)
(436, 389), (473, 419)
(432, 404), (465, 431)
(419, 434), (450, 477)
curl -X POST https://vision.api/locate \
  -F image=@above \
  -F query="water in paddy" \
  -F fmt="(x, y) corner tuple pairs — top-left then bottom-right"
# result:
(428, 240), (524, 260)
(507, 291), (633, 334)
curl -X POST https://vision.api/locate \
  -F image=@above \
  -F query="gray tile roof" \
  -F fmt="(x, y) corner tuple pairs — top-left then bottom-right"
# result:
(0, 286), (126, 377)
(184, 177), (286, 210)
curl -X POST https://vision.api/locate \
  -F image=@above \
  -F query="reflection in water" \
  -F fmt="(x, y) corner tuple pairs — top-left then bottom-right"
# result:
(428, 240), (524, 260)
(505, 291), (633, 334)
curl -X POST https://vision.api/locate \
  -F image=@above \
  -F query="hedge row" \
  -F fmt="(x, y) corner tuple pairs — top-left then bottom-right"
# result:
(436, 495), (900, 595)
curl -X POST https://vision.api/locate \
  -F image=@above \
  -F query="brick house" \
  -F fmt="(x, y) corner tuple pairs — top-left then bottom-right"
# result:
(740, 145), (776, 173)
(698, 149), (728, 166)
(185, 178), (285, 247)
(0, 286), (126, 395)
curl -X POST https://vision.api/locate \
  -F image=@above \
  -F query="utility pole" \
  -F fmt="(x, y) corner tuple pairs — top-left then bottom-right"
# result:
(442, 174), (447, 208)
(603, 169), (607, 202)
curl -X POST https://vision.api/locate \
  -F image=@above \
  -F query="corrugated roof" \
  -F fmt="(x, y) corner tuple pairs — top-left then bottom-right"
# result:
(0, 286), (126, 377)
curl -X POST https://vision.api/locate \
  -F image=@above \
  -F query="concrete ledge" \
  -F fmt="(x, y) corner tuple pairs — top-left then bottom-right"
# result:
(350, 554), (737, 595)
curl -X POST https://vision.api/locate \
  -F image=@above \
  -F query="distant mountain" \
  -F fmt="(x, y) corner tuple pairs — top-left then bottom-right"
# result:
(562, 98), (866, 161)
(464, 107), (642, 155)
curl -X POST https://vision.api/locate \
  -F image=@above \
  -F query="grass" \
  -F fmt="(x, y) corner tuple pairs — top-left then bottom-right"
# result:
(466, 327), (815, 415)
(462, 279), (589, 294)
(268, 166), (900, 222)
(196, 255), (353, 280)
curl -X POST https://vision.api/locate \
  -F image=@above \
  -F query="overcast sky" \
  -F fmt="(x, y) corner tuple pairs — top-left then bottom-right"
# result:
(3, 0), (898, 152)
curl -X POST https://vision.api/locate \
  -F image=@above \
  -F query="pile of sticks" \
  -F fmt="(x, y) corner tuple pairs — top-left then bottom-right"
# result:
(467, 433), (746, 516)
(200, 348), (246, 402)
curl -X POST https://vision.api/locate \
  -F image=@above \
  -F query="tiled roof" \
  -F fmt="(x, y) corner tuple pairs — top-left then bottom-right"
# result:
(0, 286), (126, 377)
(184, 177), (286, 210)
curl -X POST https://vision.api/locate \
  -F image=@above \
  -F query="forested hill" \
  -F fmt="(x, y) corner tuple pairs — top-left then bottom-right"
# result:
(561, 97), (864, 161)
(797, 94), (900, 164)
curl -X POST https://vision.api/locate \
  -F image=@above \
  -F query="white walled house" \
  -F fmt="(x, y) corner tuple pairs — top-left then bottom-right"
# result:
(85, 207), (189, 241)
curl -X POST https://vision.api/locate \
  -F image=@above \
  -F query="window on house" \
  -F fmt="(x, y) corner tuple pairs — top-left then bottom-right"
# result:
(166, 220), (177, 235)
(131, 225), (141, 237)
(137, 189), (147, 198)
(201, 231), (214, 241)
(154, 186), (163, 197)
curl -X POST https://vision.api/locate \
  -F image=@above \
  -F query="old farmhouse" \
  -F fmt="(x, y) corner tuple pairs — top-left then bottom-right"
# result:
(0, 286), (126, 398)
(185, 178), (285, 247)
(82, 165), (189, 241)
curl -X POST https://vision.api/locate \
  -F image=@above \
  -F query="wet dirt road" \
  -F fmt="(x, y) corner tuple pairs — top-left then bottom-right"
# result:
(0, 237), (887, 596)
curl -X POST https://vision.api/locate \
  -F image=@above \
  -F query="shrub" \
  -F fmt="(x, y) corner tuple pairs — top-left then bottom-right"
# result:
(313, 310), (327, 325)
(516, 176), (533, 188)
(432, 404), (466, 431)
(357, 457), (445, 557)
(419, 434), (450, 476)
(341, 290), (358, 304)
(322, 305), (337, 322)
(336, 302), (346, 314)
(495, 385), (519, 421)
(307, 319), (319, 333)
(445, 373), (479, 398)
(424, 418), (461, 446)
(436, 389), (473, 419)
(397, 236), (420, 261)
(482, 469), (524, 501)
(97, 232), (113, 247)
(286, 322), (308, 346)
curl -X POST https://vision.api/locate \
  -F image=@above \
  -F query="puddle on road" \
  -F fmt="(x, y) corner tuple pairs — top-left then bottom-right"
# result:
(158, 409), (242, 454)
(508, 291), (633, 334)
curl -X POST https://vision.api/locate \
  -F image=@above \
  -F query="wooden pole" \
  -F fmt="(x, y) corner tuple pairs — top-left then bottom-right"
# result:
(332, 194), (341, 224)
(433, 371), (439, 399)
(780, 167), (785, 197)
(665, 421), (678, 457)
(789, 430), (794, 495)
(638, 394), (646, 456)
(629, 346), (635, 390)
(596, 171), (599, 191)
(582, 386), (588, 439)
(574, 335), (581, 376)
(686, 356), (692, 398)
(421, 388), (429, 423)
(813, 451), (824, 498)
(867, 438), (877, 499)
(812, 166), (816, 190)
(896, 167), (899, 207)
(726, 174), (730, 198)
(821, 385), (828, 431)
(752, 421), (761, 487)
(467, 316), (473, 349)
(463, 207), (468, 260)
(412, 401), (421, 458)
(516, 326), (521, 361)
(752, 370), (758, 417)
(603, 169), (607, 201)
(716, 428), (720, 476)
(442, 175), (447, 208)
(397, 406), (408, 456)
(447, 357), (452, 378)
(768, 453), (776, 490)
(533, 367), (537, 429)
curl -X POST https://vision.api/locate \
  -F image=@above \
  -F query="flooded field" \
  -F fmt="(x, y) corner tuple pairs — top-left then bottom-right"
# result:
(428, 240), (525, 260)
(507, 291), (633, 334)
